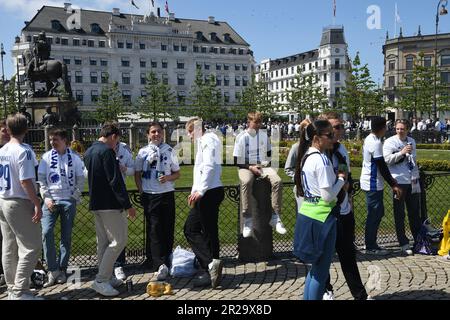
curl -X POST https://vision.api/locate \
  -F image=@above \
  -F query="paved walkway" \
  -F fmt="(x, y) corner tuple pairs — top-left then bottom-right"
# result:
(1, 250), (450, 300)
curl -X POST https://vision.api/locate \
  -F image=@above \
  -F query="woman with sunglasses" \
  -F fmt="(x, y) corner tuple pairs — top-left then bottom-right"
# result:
(383, 119), (421, 255)
(293, 119), (347, 300)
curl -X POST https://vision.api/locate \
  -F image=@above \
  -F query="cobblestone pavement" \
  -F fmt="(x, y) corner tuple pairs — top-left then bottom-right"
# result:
(1, 250), (450, 300)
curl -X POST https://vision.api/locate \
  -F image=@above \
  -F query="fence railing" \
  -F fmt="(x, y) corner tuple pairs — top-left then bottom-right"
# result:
(53, 172), (450, 268)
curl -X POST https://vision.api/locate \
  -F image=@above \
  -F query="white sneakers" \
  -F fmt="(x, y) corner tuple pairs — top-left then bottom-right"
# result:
(270, 214), (287, 235)
(400, 244), (414, 256)
(242, 218), (253, 238)
(155, 264), (169, 281)
(8, 291), (44, 300)
(242, 214), (287, 238)
(322, 290), (335, 300)
(91, 280), (120, 297)
(43, 270), (66, 288)
(114, 266), (127, 281)
(109, 276), (123, 288)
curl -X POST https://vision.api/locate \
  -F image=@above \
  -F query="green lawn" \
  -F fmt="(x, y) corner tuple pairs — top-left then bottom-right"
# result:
(66, 150), (449, 264)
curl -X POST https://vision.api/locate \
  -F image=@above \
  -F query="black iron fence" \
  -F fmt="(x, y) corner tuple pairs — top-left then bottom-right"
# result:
(54, 171), (450, 268)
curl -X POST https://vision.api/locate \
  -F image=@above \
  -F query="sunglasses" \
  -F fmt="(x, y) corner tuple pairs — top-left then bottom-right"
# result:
(333, 124), (345, 130)
(321, 132), (334, 139)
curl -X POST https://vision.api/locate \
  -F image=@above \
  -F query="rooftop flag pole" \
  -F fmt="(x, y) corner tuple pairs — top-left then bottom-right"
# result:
(131, 0), (140, 9)
(333, 0), (336, 25)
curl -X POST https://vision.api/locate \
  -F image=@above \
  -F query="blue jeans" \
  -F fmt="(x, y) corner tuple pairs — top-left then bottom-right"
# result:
(303, 219), (337, 300)
(41, 199), (77, 272)
(364, 191), (384, 250)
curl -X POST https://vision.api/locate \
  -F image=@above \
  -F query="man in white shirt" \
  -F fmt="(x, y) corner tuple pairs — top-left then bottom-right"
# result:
(38, 128), (85, 287)
(0, 119), (10, 287)
(383, 119), (421, 255)
(135, 122), (180, 281)
(234, 112), (286, 238)
(113, 141), (135, 281)
(184, 118), (224, 289)
(0, 114), (43, 300)
(360, 116), (402, 255)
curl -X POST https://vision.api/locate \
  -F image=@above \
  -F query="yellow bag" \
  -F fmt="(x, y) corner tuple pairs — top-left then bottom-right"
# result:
(438, 210), (450, 256)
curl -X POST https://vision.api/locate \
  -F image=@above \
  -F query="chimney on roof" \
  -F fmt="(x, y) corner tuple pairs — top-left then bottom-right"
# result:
(64, 3), (71, 11)
(112, 8), (120, 16)
(157, 7), (161, 17)
(418, 25), (422, 36)
(208, 16), (215, 24)
(169, 12), (175, 21)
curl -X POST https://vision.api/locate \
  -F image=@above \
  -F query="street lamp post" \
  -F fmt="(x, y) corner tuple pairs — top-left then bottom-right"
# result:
(1, 43), (6, 119)
(433, 0), (448, 121)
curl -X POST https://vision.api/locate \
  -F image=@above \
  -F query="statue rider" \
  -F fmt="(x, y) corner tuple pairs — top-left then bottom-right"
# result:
(32, 32), (51, 73)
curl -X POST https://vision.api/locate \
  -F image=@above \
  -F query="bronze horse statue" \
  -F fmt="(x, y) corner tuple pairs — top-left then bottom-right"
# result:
(23, 49), (72, 99)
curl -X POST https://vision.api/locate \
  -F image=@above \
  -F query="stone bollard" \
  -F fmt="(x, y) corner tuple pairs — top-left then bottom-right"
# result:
(238, 178), (274, 262)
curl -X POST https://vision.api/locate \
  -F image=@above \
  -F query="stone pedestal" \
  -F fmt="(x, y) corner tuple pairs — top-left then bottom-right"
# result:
(24, 97), (77, 126)
(238, 179), (274, 262)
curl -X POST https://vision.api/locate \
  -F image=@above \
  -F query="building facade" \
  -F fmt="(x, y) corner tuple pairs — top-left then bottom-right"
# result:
(255, 26), (350, 121)
(383, 28), (450, 120)
(11, 4), (254, 112)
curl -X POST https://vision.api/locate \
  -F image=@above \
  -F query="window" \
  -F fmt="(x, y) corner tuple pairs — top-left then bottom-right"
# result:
(91, 23), (100, 33)
(151, 60), (157, 68)
(90, 72), (97, 83)
(82, 39), (87, 46)
(441, 72), (450, 84)
(302, 65), (306, 71)
(139, 43), (145, 50)
(334, 59), (340, 68)
(26, 36), (31, 42)
(281, 81), (284, 89)
(162, 74), (169, 85)
(388, 94), (395, 102)
(101, 72), (108, 83)
(286, 68), (289, 75)
(291, 66), (295, 74)
(315, 61), (318, 68)
(424, 56), (432, 68)
(405, 74), (413, 85)
(181, 45), (187, 52)
(73, 39), (80, 46)
(140, 73), (146, 85)
(235, 92), (241, 101)
(335, 87), (340, 96)
(323, 60), (327, 67)
(442, 55), (450, 66)
(161, 44), (167, 51)
(88, 40), (94, 47)
(204, 63), (210, 70)
(89, 59), (97, 66)
(238, 49), (244, 55)
(235, 76), (241, 86)
(224, 64), (229, 71)
(177, 91), (186, 104)
(216, 76), (222, 86)
(51, 20), (61, 30)
(243, 65), (248, 71)
(61, 38), (68, 46)
(118, 41), (124, 48)
(91, 90), (98, 102)
(216, 64), (222, 71)
(281, 69), (283, 76)
(196, 63), (202, 70)
(224, 92), (230, 103)
(235, 64), (241, 71)
(67, 71), (71, 83)
(308, 63), (312, 70)
(99, 40), (106, 48)
(141, 90), (147, 97)
(75, 71), (82, 83)
(275, 70), (278, 77)
(388, 76), (395, 87)
(162, 60), (168, 69)
(220, 48), (225, 54)
(323, 73), (327, 82)
(243, 77), (248, 87)
(389, 60), (396, 71)
(76, 90), (83, 102)
(224, 76), (229, 86)
(126, 42), (133, 49)
(177, 61), (184, 69)
(335, 72), (340, 82)
(122, 73), (130, 84)
(173, 45), (180, 51)
(63, 58), (70, 65)
(121, 59), (130, 67)
(74, 58), (82, 65)
(122, 90), (131, 103)
(406, 56), (414, 70)
(201, 47), (207, 53)
(100, 60), (108, 67)
(193, 46), (199, 53)
(140, 60), (146, 68)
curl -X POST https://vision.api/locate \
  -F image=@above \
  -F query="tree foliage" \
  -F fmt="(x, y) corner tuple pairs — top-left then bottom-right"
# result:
(188, 69), (223, 121)
(94, 76), (127, 124)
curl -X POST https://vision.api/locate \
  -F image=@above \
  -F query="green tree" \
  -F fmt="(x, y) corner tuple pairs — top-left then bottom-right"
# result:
(94, 77), (126, 124)
(286, 68), (328, 118)
(0, 76), (21, 118)
(188, 69), (223, 121)
(338, 52), (384, 120)
(235, 74), (276, 120)
(136, 71), (176, 121)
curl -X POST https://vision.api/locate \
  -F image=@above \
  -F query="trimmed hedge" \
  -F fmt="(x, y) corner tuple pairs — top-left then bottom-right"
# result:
(416, 144), (450, 150)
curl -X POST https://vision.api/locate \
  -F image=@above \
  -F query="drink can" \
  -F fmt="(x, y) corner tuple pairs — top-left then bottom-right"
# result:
(126, 279), (133, 292)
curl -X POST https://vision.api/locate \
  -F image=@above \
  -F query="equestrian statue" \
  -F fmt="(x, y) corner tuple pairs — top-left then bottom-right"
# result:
(24, 31), (72, 99)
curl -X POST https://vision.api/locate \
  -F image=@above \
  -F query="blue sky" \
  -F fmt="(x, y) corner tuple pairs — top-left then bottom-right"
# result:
(0, 0), (449, 84)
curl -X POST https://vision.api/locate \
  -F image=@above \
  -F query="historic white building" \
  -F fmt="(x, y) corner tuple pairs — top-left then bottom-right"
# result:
(11, 4), (254, 111)
(256, 26), (350, 121)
